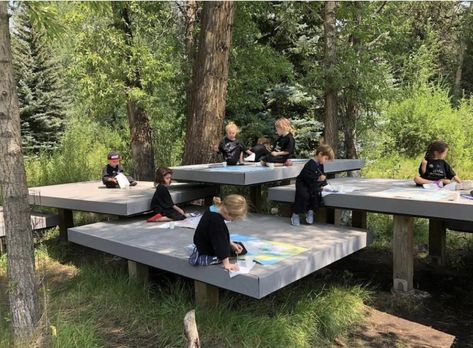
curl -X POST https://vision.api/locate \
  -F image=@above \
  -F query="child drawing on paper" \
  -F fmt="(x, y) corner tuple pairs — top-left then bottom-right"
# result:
(414, 140), (461, 187)
(189, 195), (247, 272)
(291, 144), (334, 226)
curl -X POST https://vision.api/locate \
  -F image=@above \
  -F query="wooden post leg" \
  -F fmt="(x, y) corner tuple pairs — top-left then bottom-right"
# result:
(334, 209), (343, 226)
(128, 261), (149, 283)
(352, 211), (367, 229)
(316, 207), (334, 224)
(58, 208), (73, 240)
(429, 219), (446, 266)
(194, 280), (219, 307)
(393, 215), (414, 293)
(249, 185), (263, 213)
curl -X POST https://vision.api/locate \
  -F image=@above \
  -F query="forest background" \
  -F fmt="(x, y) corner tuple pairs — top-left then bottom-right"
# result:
(2, 1), (473, 347)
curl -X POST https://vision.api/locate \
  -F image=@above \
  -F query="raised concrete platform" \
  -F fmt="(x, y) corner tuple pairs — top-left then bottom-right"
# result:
(0, 206), (59, 237)
(171, 159), (364, 186)
(68, 213), (368, 299)
(28, 181), (218, 216)
(268, 177), (473, 222)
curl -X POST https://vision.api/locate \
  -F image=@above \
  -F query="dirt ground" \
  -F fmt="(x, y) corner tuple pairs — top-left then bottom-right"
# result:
(330, 246), (473, 348)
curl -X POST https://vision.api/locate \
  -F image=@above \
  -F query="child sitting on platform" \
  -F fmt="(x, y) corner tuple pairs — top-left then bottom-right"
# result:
(102, 151), (137, 188)
(291, 144), (334, 226)
(214, 122), (252, 165)
(414, 140), (461, 187)
(148, 167), (186, 222)
(189, 195), (247, 272)
(246, 136), (271, 162)
(261, 117), (296, 166)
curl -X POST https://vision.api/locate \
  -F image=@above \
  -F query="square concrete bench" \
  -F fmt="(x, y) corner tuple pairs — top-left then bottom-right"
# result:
(0, 206), (59, 253)
(68, 213), (368, 306)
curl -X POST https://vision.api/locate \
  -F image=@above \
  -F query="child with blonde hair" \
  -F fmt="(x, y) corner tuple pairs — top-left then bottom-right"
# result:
(189, 195), (247, 271)
(213, 122), (252, 165)
(261, 117), (296, 166)
(291, 144), (334, 226)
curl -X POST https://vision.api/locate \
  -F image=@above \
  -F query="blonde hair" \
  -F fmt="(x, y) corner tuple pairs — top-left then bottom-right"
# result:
(225, 121), (240, 134)
(213, 195), (247, 220)
(315, 144), (335, 160)
(275, 117), (294, 134)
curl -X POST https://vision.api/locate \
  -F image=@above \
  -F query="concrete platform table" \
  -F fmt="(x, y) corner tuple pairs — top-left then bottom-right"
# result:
(68, 213), (368, 306)
(268, 177), (473, 293)
(28, 181), (218, 238)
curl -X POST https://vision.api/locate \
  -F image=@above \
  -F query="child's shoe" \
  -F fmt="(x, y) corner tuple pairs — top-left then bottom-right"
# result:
(147, 213), (162, 222)
(306, 210), (314, 224)
(291, 213), (300, 226)
(129, 181), (138, 187)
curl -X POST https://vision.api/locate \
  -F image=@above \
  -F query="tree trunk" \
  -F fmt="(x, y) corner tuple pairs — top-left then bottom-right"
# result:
(0, 2), (38, 342)
(184, 0), (198, 59)
(344, 2), (361, 161)
(323, 1), (338, 155)
(453, 4), (472, 106)
(112, 3), (155, 180)
(183, 1), (235, 165)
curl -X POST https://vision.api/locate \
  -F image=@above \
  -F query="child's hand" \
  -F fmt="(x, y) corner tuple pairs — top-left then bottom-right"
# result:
(224, 263), (240, 272)
(212, 144), (219, 152)
(271, 151), (279, 157)
(442, 179), (452, 185)
(318, 175), (326, 182)
(230, 242), (243, 254)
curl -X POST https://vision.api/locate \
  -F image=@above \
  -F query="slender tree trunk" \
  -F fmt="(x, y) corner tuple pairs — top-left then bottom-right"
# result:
(344, 2), (361, 161)
(453, 4), (472, 105)
(184, 0), (197, 59)
(0, 2), (38, 342)
(183, 1), (235, 165)
(323, 1), (338, 155)
(112, 3), (155, 180)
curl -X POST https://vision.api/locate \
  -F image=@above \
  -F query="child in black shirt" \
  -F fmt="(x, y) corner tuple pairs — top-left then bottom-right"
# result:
(414, 140), (461, 187)
(214, 122), (252, 165)
(148, 167), (186, 222)
(102, 151), (137, 188)
(189, 195), (247, 272)
(291, 145), (334, 226)
(261, 118), (296, 166)
(247, 137), (271, 162)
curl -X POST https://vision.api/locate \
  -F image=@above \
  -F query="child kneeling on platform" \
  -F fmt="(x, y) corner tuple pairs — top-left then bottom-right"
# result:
(189, 195), (247, 272)
(291, 144), (334, 226)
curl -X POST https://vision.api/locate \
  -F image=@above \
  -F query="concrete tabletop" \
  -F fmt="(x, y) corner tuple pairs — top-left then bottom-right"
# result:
(68, 213), (368, 299)
(268, 177), (473, 222)
(28, 181), (218, 216)
(171, 159), (365, 186)
(0, 206), (59, 237)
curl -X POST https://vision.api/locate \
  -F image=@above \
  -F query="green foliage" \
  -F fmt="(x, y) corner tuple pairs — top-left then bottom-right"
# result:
(12, 5), (68, 153)
(25, 118), (126, 186)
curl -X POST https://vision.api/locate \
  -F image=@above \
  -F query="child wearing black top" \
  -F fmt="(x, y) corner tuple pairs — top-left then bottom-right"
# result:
(189, 195), (247, 272)
(214, 122), (252, 165)
(291, 145), (334, 226)
(261, 118), (296, 166)
(414, 140), (461, 187)
(148, 167), (186, 222)
(102, 151), (137, 188)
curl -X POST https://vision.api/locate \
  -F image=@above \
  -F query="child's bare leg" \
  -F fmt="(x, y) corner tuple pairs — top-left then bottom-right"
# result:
(414, 176), (433, 185)
(157, 216), (172, 222)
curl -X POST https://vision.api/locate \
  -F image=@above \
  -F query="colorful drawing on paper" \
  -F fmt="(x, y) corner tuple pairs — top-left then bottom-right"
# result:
(377, 188), (458, 202)
(230, 233), (308, 265)
(203, 166), (270, 173)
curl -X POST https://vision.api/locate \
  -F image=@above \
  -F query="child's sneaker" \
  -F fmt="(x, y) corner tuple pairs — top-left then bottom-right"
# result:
(291, 213), (300, 226)
(129, 181), (138, 187)
(306, 210), (314, 224)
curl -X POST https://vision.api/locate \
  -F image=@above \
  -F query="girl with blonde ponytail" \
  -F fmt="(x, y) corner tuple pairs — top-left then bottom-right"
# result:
(189, 195), (248, 271)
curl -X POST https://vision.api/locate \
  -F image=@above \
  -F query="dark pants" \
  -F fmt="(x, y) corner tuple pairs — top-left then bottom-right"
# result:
(160, 208), (186, 221)
(293, 182), (322, 214)
(261, 154), (288, 163)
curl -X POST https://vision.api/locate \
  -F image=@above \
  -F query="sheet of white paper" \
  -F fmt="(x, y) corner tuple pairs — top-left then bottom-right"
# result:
(443, 182), (458, 191)
(244, 153), (256, 162)
(229, 258), (256, 278)
(115, 173), (130, 189)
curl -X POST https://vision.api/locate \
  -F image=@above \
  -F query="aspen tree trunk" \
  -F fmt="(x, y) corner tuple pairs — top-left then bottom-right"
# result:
(112, 3), (155, 180)
(183, 1), (235, 165)
(0, 2), (38, 342)
(323, 1), (338, 155)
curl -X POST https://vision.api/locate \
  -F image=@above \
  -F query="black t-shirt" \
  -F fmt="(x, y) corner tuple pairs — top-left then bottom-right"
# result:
(296, 159), (325, 186)
(272, 133), (295, 158)
(218, 136), (246, 164)
(419, 159), (456, 181)
(102, 164), (124, 184)
(193, 208), (230, 259)
(250, 144), (270, 162)
(150, 184), (174, 213)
